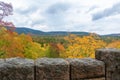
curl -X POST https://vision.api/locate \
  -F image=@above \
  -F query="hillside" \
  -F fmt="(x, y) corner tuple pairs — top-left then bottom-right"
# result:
(15, 27), (89, 36)
(15, 27), (45, 35)
(103, 33), (120, 37)
(15, 27), (120, 36)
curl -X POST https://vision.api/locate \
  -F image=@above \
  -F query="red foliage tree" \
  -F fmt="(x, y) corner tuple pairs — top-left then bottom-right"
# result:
(0, 1), (15, 31)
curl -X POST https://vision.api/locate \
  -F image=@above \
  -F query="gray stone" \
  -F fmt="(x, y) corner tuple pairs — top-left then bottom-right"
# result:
(66, 58), (105, 80)
(35, 58), (69, 80)
(96, 48), (120, 80)
(76, 77), (105, 80)
(82, 77), (105, 80)
(0, 57), (34, 80)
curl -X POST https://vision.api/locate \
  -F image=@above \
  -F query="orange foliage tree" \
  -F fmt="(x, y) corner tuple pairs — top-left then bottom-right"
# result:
(44, 43), (65, 58)
(0, 27), (24, 58)
(0, 26), (47, 59)
(107, 40), (120, 49)
(0, 1), (47, 59)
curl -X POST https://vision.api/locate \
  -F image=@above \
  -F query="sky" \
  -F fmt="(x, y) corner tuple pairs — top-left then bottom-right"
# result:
(1, 0), (120, 34)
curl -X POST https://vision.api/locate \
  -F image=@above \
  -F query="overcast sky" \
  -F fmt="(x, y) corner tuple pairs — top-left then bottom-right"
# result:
(1, 0), (120, 34)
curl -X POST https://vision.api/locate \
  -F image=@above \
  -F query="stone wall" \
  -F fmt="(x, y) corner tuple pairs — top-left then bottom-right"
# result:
(96, 48), (120, 80)
(0, 48), (119, 80)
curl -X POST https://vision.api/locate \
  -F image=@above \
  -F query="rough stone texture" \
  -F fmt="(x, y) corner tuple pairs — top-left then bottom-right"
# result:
(0, 57), (34, 80)
(96, 48), (120, 80)
(82, 77), (105, 80)
(76, 77), (105, 80)
(66, 58), (105, 80)
(35, 58), (69, 80)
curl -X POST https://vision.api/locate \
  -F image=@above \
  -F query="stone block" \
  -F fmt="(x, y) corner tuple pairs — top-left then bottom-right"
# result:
(96, 48), (120, 80)
(83, 77), (105, 80)
(66, 58), (105, 80)
(0, 57), (34, 80)
(35, 58), (69, 80)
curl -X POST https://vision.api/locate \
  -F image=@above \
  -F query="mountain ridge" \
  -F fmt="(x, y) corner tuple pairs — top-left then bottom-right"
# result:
(15, 27), (120, 36)
(15, 27), (89, 36)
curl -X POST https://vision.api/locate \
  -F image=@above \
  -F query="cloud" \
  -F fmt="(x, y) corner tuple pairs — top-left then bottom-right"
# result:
(92, 2), (120, 21)
(86, 6), (98, 13)
(46, 2), (70, 15)
(15, 6), (37, 15)
(90, 14), (120, 34)
(1, 0), (120, 34)
(42, 2), (71, 30)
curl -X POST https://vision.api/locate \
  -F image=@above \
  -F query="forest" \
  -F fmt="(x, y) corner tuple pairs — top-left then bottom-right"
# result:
(0, 1), (120, 59)
(0, 26), (120, 59)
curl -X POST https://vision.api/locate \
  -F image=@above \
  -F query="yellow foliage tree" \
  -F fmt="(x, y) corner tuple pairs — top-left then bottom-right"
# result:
(107, 40), (120, 49)
(0, 27), (46, 59)
(61, 34), (106, 58)
(0, 27), (24, 58)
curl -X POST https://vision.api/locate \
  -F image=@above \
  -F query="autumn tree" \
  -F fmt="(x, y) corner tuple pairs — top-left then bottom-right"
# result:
(60, 34), (106, 58)
(0, 27), (24, 58)
(44, 43), (65, 58)
(107, 40), (120, 49)
(0, 1), (47, 59)
(18, 34), (47, 59)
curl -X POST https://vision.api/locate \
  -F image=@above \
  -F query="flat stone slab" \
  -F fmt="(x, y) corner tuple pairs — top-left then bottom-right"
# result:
(80, 77), (105, 80)
(0, 57), (34, 80)
(35, 58), (69, 80)
(76, 77), (105, 80)
(96, 48), (120, 80)
(66, 58), (105, 80)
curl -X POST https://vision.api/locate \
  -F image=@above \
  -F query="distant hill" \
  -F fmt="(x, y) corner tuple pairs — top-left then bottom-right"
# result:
(103, 33), (120, 37)
(15, 27), (90, 36)
(15, 27), (120, 36)
(15, 27), (45, 35)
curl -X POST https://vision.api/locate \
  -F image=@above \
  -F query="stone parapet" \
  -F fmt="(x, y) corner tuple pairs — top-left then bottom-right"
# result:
(0, 48), (119, 80)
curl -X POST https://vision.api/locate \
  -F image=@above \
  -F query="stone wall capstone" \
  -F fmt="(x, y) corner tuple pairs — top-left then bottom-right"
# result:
(96, 48), (120, 80)
(0, 58), (106, 80)
(0, 57), (34, 80)
(35, 58), (70, 80)
(66, 58), (105, 80)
